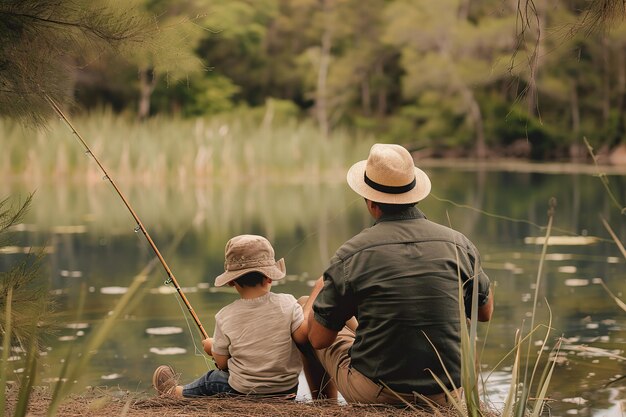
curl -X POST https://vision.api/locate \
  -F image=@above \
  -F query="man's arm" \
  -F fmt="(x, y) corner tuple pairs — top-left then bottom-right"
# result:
(308, 316), (339, 349)
(303, 277), (339, 349)
(477, 291), (493, 322)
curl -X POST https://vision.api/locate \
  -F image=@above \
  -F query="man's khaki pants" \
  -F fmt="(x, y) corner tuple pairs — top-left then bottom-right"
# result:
(312, 325), (461, 406)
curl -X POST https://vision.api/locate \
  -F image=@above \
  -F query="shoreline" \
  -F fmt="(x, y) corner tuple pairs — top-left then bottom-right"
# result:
(416, 157), (626, 175)
(4, 158), (626, 188)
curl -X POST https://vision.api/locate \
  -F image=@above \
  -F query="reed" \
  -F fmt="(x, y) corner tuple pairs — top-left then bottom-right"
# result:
(45, 275), (147, 416)
(598, 218), (626, 312)
(417, 201), (560, 417)
(1, 195), (54, 417)
(0, 287), (12, 415)
(0, 195), (147, 416)
(0, 109), (374, 184)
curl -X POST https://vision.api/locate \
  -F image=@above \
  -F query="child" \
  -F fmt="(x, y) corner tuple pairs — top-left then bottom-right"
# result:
(153, 234), (308, 397)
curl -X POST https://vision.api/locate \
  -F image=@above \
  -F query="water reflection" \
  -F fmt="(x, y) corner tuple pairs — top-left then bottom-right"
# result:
(1, 167), (625, 415)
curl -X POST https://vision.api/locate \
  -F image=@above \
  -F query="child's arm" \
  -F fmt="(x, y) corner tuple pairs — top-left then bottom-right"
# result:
(291, 300), (308, 345)
(202, 338), (213, 356)
(205, 336), (230, 370)
(291, 320), (308, 345)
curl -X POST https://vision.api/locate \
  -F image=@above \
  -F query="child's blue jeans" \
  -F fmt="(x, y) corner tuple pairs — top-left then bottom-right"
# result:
(182, 369), (237, 397)
(181, 369), (299, 398)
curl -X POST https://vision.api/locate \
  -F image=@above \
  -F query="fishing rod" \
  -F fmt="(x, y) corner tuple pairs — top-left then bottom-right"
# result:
(45, 95), (209, 340)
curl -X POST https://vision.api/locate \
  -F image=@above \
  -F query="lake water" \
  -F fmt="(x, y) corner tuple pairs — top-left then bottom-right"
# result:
(2, 165), (625, 416)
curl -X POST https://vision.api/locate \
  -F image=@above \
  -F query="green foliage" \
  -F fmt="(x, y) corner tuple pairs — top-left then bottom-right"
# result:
(384, 96), (474, 152)
(152, 73), (241, 117)
(485, 104), (565, 159)
(127, 0), (204, 78)
(0, 0), (156, 126)
(4, 0), (626, 158)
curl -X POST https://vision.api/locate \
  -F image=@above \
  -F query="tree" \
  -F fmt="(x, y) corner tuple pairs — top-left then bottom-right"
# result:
(294, 0), (400, 135)
(384, 0), (518, 158)
(132, 0), (204, 120)
(195, 0), (284, 107)
(0, 0), (205, 124)
(0, 0), (156, 126)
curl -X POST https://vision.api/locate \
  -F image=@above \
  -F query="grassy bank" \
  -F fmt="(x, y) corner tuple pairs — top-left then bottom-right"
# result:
(1, 109), (375, 185)
(6, 387), (501, 417)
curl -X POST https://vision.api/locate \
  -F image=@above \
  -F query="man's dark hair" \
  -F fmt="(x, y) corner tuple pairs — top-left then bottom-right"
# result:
(233, 271), (267, 287)
(373, 201), (417, 215)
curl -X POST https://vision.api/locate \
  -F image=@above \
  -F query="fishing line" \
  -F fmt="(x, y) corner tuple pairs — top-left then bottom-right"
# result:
(117, 185), (213, 366)
(172, 292), (213, 370)
(46, 95), (209, 340)
(282, 185), (615, 277)
(431, 192), (560, 231)
(430, 192), (615, 243)
(127, 226), (211, 368)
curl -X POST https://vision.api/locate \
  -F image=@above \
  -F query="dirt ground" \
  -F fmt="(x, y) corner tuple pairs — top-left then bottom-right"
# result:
(6, 386), (495, 417)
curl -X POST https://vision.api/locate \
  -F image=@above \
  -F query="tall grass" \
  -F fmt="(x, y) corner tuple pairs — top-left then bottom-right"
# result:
(599, 219), (626, 312)
(418, 202), (560, 417)
(45, 275), (147, 416)
(0, 287), (12, 414)
(1, 196), (53, 417)
(0, 195), (148, 416)
(1, 108), (375, 185)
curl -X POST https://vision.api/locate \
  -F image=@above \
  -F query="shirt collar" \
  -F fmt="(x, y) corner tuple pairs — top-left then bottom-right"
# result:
(374, 206), (426, 225)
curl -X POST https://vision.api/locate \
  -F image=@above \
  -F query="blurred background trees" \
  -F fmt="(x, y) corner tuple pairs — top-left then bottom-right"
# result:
(1, 0), (626, 160)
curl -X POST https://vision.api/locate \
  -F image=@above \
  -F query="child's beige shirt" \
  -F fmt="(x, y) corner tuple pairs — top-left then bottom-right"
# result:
(212, 292), (304, 394)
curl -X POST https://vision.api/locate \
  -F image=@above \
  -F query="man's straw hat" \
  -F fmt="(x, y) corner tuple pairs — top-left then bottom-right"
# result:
(214, 235), (286, 287)
(346, 143), (431, 204)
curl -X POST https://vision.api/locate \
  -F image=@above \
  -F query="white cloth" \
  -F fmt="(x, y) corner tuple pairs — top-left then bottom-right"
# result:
(212, 292), (304, 394)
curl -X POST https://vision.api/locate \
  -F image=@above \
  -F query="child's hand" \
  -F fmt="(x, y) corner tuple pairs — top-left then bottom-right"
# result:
(202, 338), (213, 356)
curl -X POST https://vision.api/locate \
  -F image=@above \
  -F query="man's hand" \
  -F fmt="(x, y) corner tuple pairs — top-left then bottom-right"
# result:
(202, 338), (213, 356)
(477, 292), (494, 322)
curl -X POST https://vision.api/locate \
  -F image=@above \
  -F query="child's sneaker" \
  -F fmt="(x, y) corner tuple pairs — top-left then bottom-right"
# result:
(152, 365), (178, 396)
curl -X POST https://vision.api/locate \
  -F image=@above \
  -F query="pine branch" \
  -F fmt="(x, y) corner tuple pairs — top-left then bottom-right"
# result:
(0, 0), (155, 126)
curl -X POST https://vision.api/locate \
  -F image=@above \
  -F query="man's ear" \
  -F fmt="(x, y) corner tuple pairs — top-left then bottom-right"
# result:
(365, 199), (383, 219)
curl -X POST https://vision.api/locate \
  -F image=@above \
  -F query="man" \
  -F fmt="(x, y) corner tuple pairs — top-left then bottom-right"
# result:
(301, 143), (493, 405)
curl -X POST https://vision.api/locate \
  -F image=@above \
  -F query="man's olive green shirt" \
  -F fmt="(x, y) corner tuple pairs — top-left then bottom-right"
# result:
(313, 207), (490, 395)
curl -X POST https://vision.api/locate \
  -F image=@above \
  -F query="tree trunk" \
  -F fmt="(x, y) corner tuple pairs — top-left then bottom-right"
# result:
(375, 61), (387, 116)
(526, 2), (545, 117)
(569, 81), (583, 161)
(601, 35), (611, 124)
(617, 45), (625, 112)
(616, 44), (625, 142)
(571, 81), (580, 137)
(315, 0), (333, 138)
(462, 87), (487, 159)
(361, 78), (372, 115)
(138, 67), (157, 121)
(458, 0), (470, 20)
